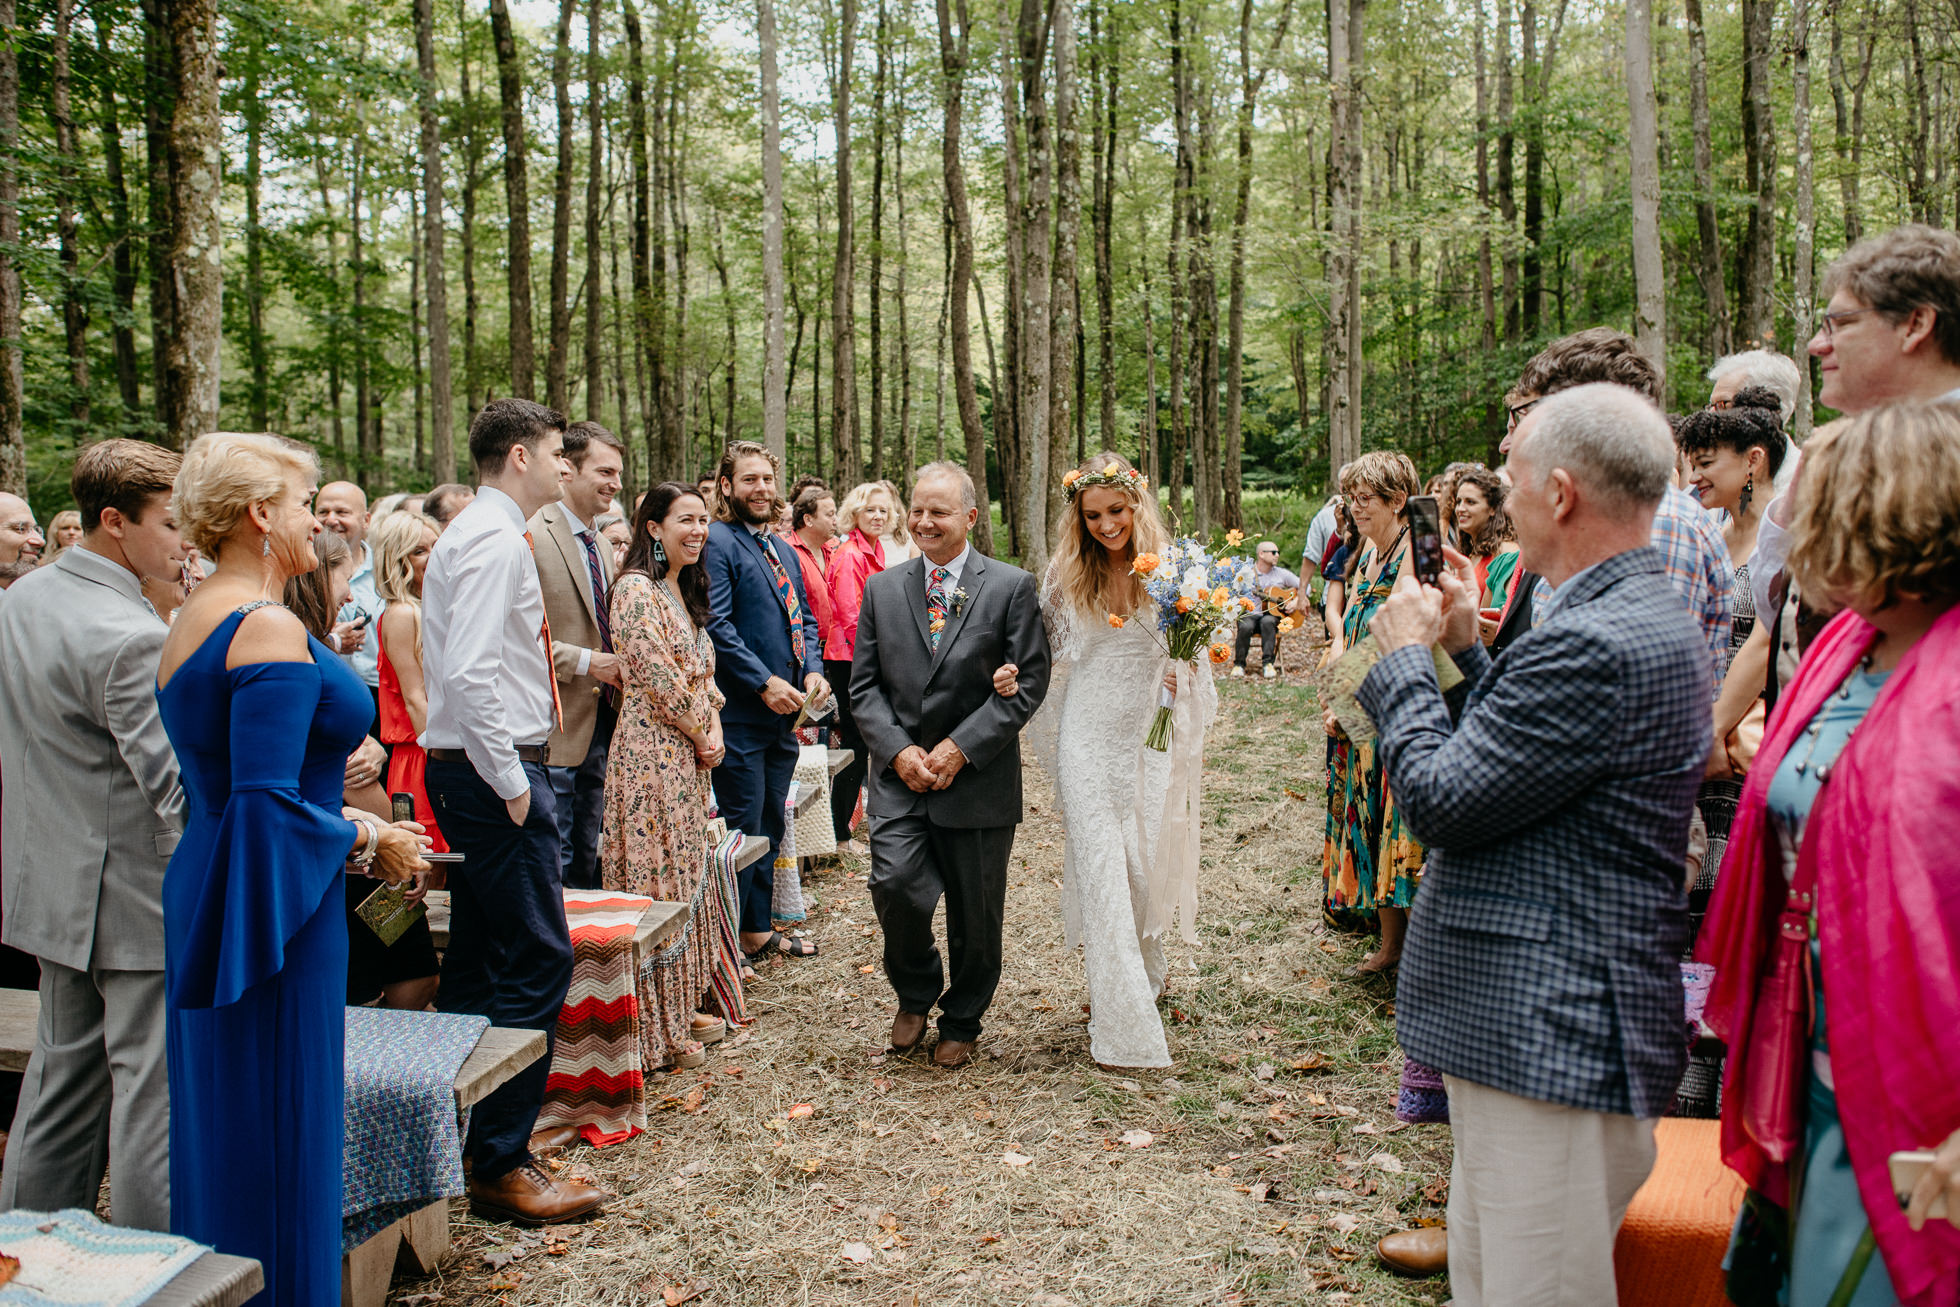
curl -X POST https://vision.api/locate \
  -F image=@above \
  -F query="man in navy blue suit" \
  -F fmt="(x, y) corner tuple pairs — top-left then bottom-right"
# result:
(702, 441), (829, 962)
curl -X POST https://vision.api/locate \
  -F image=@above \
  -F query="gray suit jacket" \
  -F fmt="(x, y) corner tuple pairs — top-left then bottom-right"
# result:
(0, 548), (184, 971)
(1356, 547), (1711, 1119)
(850, 550), (1051, 829)
(528, 501), (616, 766)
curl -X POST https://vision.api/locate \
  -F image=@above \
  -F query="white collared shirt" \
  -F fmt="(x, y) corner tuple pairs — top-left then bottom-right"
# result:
(420, 485), (556, 800)
(923, 543), (972, 592)
(335, 542), (384, 688)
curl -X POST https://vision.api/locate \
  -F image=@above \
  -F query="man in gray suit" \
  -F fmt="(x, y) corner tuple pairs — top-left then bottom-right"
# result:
(850, 463), (1051, 1069)
(0, 439), (187, 1230)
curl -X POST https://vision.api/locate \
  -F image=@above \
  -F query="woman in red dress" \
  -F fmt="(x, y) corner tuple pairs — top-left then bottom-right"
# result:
(372, 511), (447, 853)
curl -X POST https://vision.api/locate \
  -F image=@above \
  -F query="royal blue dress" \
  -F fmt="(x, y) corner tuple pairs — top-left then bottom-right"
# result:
(158, 603), (369, 1306)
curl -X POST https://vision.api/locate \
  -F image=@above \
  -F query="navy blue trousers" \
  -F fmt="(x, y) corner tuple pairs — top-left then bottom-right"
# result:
(427, 758), (574, 1180)
(548, 702), (615, 891)
(712, 720), (798, 935)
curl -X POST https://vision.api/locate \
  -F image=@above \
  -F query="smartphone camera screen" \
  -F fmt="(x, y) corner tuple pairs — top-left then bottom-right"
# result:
(1406, 495), (1444, 587)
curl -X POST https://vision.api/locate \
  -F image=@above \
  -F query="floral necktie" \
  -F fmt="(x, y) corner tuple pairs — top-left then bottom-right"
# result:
(758, 531), (806, 666)
(927, 565), (950, 650)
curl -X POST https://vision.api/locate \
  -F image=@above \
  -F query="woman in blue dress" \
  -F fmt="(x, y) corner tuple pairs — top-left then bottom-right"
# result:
(158, 434), (426, 1305)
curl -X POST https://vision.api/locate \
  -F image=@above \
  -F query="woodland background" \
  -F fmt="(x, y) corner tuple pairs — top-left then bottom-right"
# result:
(0, 0), (1953, 570)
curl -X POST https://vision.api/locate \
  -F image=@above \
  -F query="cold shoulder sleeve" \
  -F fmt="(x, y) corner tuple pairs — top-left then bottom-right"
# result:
(167, 662), (357, 1010)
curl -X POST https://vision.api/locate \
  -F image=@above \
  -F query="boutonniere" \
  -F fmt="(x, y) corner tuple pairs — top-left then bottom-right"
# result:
(950, 587), (970, 616)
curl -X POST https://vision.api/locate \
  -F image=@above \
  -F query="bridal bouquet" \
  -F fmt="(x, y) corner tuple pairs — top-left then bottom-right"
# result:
(1129, 535), (1246, 750)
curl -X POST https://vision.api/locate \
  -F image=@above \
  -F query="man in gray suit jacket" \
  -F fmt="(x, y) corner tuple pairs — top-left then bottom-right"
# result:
(851, 463), (1051, 1069)
(1358, 386), (1712, 1306)
(0, 440), (187, 1230)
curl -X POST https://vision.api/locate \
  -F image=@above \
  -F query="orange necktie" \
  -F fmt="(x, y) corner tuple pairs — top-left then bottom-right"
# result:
(524, 531), (565, 733)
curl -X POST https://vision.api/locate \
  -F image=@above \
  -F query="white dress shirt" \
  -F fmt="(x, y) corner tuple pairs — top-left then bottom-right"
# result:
(421, 486), (557, 801)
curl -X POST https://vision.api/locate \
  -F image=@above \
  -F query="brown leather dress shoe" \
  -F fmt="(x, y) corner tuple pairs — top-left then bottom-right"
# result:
(528, 1124), (580, 1155)
(1376, 1225), (1448, 1278)
(931, 1037), (976, 1069)
(889, 1011), (928, 1054)
(469, 1161), (610, 1226)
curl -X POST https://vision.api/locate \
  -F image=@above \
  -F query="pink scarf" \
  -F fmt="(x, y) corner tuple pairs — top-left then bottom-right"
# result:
(1698, 604), (1960, 1306)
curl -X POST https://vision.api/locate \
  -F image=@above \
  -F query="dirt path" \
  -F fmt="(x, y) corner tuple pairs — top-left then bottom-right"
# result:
(407, 648), (1452, 1306)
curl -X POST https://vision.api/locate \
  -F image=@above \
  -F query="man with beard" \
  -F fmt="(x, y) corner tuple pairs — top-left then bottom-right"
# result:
(0, 493), (44, 592)
(702, 441), (829, 964)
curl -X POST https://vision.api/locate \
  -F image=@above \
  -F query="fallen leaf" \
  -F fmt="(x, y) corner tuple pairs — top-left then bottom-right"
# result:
(872, 1077), (894, 1092)
(398, 1296), (441, 1306)
(681, 1086), (706, 1113)
(675, 1161), (707, 1178)
(1423, 1179), (1450, 1204)
(840, 1241), (874, 1264)
(1328, 1213), (1362, 1235)
(1254, 1064), (1276, 1081)
(1120, 1129), (1154, 1148)
(1284, 787), (1310, 800)
(1247, 1180), (1274, 1202)
(977, 1232), (1002, 1245)
(877, 1211), (900, 1232)
(1002, 1150), (1033, 1167)
(788, 1102), (816, 1119)
(1307, 1092), (1328, 1106)
(858, 964), (876, 974)
(1289, 1052), (1329, 1071)
(1367, 1152), (1406, 1173)
(928, 1185), (948, 1198)
(662, 1281), (709, 1306)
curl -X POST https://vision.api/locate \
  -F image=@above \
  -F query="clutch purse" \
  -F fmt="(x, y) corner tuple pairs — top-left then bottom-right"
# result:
(355, 880), (425, 947)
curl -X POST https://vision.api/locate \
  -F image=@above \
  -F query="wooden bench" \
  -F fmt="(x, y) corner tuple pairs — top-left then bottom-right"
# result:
(423, 891), (692, 955)
(154, 1253), (265, 1307)
(829, 748), (853, 777)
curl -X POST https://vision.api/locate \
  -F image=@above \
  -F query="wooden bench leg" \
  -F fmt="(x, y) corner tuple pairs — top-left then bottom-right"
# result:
(397, 1199), (452, 1276)
(341, 1217), (405, 1307)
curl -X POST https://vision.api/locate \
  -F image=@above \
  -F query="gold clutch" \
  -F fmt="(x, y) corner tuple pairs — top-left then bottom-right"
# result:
(355, 880), (425, 947)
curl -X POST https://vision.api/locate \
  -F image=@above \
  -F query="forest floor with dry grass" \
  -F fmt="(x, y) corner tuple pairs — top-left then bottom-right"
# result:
(398, 635), (1454, 1307)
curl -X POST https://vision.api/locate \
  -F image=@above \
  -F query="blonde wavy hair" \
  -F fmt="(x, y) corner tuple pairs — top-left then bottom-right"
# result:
(877, 480), (910, 545)
(371, 510), (441, 608)
(1787, 403), (1960, 610)
(174, 432), (320, 557)
(1048, 451), (1170, 624)
(836, 480), (895, 539)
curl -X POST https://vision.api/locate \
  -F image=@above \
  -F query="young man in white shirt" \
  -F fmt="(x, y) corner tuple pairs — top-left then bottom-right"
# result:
(421, 397), (607, 1226)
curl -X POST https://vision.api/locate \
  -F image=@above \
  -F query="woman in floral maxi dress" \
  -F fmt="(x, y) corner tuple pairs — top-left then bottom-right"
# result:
(600, 482), (741, 1072)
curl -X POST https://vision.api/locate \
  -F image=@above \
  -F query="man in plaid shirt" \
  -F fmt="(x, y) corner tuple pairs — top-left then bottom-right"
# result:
(1360, 384), (1712, 1305)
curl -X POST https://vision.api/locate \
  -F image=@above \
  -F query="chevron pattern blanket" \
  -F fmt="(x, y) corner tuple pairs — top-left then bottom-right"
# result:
(534, 889), (655, 1147)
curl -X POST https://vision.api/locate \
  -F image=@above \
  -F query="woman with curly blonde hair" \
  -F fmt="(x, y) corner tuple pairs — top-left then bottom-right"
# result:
(1034, 452), (1213, 1069)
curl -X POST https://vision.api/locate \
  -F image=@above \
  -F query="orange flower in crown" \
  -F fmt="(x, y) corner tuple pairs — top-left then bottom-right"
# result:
(1107, 612), (1126, 628)
(1131, 552), (1161, 576)
(1208, 642), (1231, 665)
(1062, 469), (1083, 489)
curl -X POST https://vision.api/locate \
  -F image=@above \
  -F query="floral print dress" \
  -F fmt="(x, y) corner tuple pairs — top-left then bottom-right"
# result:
(599, 573), (734, 1067)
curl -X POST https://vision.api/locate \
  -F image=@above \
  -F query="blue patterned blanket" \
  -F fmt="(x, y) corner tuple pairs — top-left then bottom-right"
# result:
(342, 1007), (490, 1252)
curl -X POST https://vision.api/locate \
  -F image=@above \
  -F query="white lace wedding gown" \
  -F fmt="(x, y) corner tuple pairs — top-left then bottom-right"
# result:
(1037, 592), (1217, 1068)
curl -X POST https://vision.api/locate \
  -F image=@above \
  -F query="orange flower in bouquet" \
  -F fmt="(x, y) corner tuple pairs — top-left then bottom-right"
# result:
(1208, 642), (1231, 665)
(1131, 552), (1161, 576)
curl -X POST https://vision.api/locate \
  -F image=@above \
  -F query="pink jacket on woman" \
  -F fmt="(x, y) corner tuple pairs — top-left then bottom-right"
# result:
(823, 528), (885, 661)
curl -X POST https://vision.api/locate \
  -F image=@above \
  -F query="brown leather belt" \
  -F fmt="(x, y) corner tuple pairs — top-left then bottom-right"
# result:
(429, 745), (550, 766)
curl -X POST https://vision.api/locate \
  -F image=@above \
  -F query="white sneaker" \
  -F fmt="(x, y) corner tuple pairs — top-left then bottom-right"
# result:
(1230, 665), (1246, 678)
(1262, 665), (1277, 680)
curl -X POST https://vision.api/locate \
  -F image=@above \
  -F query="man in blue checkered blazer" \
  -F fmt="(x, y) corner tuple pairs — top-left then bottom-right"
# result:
(1356, 383), (1714, 1306)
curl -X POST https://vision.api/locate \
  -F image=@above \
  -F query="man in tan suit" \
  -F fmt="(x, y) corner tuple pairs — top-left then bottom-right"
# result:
(528, 421), (625, 887)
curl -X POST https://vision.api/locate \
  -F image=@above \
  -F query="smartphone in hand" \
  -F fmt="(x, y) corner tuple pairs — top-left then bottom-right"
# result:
(1406, 495), (1445, 587)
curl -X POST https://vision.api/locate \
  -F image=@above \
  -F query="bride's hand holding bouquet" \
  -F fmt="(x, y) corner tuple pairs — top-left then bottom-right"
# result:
(1124, 537), (1245, 750)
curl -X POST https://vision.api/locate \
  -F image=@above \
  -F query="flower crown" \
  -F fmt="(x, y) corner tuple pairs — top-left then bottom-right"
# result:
(1062, 461), (1148, 501)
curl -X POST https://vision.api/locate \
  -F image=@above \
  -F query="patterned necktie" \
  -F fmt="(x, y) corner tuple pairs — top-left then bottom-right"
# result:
(578, 529), (612, 652)
(927, 565), (950, 650)
(758, 532), (806, 666)
(522, 530), (565, 733)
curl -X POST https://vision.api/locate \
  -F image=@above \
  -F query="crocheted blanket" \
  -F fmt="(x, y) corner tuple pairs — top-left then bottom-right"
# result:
(0, 1208), (207, 1306)
(535, 890), (654, 1148)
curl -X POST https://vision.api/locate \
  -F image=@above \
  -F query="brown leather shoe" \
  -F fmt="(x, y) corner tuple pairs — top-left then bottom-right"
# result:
(1376, 1225), (1448, 1278)
(469, 1161), (610, 1226)
(889, 1011), (928, 1054)
(528, 1124), (579, 1155)
(932, 1037), (976, 1069)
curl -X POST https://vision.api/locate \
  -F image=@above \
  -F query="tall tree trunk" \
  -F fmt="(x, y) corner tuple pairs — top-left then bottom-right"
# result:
(1792, 0), (1817, 434)
(163, 0), (221, 446)
(1224, 0), (1294, 530)
(1684, 0), (1730, 358)
(713, 212), (737, 442)
(311, 138), (346, 472)
(1626, 0), (1665, 390)
(1135, 181), (1158, 481)
(584, 0), (604, 425)
(994, 5), (1024, 551)
(0, 0), (19, 488)
(1167, 0), (1193, 521)
(1090, 0), (1119, 453)
(1826, 0), (1872, 246)
(410, 186), (427, 474)
(1326, 0), (1363, 479)
(546, 0), (575, 410)
(867, 0), (888, 482)
(1014, 0), (1055, 569)
(1496, 0), (1517, 342)
(829, 0), (861, 485)
(1901, 0), (1935, 224)
(758, 0), (789, 459)
(54, 0), (91, 430)
(1048, 0), (1080, 548)
(241, 17), (269, 429)
(1738, 0), (1777, 344)
(350, 133), (373, 475)
(893, 45), (914, 497)
(648, 15), (675, 476)
(489, 0), (537, 398)
(935, 0), (991, 551)
(1519, 0), (1563, 336)
(142, 0), (176, 431)
(624, 0), (658, 471)
(415, 0), (455, 475)
(459, 0), (482, 418)
(89, 3), (141, 424)
(975, 276), (1012, 552)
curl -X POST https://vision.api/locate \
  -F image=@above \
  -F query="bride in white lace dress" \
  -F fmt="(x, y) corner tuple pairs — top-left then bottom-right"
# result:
(1028, 453), (1218, 1069)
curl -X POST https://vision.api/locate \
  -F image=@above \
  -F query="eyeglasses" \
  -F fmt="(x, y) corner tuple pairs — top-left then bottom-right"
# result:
(1818, 307), (1884, 341)
(1506, 397), (1543, 427)
(2, 520), (36, 536)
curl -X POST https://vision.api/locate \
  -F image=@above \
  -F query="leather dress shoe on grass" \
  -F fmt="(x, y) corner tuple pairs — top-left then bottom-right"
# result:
(527, 1124), (580, 1155)
(932, 1037), (976, 1069)
(469, 1161), (609, 1227)
(1376, 1225), (1448, 1278)
(889, 1011), (928, 1054)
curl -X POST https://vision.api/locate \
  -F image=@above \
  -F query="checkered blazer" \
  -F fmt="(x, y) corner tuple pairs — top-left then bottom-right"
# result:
(1356, 547), (1712, 1118)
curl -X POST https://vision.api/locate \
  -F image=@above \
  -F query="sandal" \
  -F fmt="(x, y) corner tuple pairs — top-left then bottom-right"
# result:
(743, 930), (818, 961)
(660, 1040), (707, 1071)
(691, 1014), (727, 1044)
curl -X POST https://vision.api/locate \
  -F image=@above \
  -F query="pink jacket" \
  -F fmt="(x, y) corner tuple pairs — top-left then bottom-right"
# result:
(823, 528), (885, 662)
(1699, 605), (1960, 1306)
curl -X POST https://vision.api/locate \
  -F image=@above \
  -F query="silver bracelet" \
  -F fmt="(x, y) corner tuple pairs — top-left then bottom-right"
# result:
(349, 818), (380, 872)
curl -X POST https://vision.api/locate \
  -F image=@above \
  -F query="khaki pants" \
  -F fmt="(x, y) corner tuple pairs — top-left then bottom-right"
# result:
(1444, 1075), (1656, 1306)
